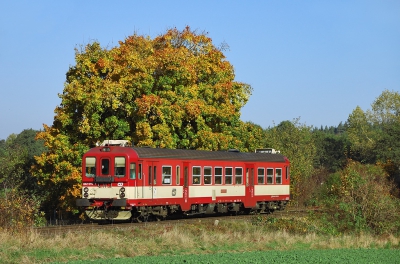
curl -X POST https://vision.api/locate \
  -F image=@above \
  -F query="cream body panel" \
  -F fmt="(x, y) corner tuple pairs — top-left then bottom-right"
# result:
(189, 185), (245, 198)
(254, 185), (290, 196)
(140, 186), (183, 199)
(84, 186), (184, 200)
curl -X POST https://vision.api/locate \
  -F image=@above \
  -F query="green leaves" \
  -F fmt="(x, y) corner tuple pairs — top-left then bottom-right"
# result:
(346, 89), (400, 169)
(0, 135), (27, 189)
(322, 161), (400, 234)
(56, 26), (252, 149)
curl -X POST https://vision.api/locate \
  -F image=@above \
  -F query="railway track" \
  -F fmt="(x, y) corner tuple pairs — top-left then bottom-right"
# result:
(34, 208), (315, 237)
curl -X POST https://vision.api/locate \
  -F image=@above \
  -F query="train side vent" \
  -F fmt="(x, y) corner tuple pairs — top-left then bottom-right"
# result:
(97, 140), (131, 147)
(255, 148), (280, 154)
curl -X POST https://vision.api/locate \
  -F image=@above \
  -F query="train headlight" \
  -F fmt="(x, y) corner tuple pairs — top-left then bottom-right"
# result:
(84, 192), (89, 198)
(83, 187), (89, 192)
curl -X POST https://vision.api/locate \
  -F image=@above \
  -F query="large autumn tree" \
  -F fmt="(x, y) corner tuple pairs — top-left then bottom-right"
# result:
(32, 27), (252, 213)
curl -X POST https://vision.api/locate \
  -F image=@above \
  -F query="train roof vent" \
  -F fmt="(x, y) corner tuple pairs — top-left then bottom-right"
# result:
(98, 140), (131, 147)
(255, 148), (280, 154)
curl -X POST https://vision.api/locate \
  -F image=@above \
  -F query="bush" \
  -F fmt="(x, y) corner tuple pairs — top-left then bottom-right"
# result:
(319, 161), (400, 235)
(0, 189), (44, 232)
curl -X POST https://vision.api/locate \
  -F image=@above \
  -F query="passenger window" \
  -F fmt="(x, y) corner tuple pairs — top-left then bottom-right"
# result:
(267, 168), (274, 184)
(214, 167), (222, 184)
(225, 167), (232, 184)
(115, 157), (126, 177)
(162, 166), (172, 184)
(85, 157), (96, 177)
(101, 159), (110, 175)
(192, 166), (201, 184)
(130, 163), (136, 179)
(258, 168), (265, 184)
(276, 168), (282, 184)
(204, 167), (212, 184)
(235, 167), (243, 184)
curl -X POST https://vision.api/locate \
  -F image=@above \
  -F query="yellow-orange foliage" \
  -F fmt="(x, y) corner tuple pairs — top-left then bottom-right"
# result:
(31, 27), (252, 212)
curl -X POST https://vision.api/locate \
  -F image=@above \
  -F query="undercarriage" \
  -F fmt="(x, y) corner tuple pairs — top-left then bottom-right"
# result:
(81, 200), (287, 222)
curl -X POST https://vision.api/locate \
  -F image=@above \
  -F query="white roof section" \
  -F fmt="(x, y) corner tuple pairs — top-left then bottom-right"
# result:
(255, 148), (280, 154)
(98, 140), (130, 147)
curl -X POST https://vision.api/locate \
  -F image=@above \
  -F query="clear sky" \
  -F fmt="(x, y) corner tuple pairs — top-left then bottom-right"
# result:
(1, 1), (399, 140)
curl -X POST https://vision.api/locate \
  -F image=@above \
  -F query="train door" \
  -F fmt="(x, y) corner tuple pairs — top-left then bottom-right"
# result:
(147, 161), (158, 200)
(135, 161), (144, 199)
(182, 162), (190, 211)
(245, 164), (255, 207)
(100, 157), (111, 177)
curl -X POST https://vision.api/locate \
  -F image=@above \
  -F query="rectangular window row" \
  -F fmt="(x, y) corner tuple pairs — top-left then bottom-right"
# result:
(257, 168), (282, 184)
(192, 166), (244, 185)
(85, 157), (127, 178)
(85, 157), (285, 186)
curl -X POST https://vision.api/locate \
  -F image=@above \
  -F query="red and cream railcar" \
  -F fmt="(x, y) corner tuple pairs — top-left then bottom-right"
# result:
(76, 141), (290, 221)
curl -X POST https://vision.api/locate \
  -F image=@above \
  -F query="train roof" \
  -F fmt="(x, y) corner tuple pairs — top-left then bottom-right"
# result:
(130, 147), (288, 163)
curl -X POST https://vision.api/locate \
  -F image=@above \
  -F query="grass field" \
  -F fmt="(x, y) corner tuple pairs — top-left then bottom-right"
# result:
(55, 249), (400, 264)
(1, 216), (399, 263)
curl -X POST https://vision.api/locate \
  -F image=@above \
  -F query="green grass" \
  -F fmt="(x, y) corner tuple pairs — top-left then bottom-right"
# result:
(55, 249), (400, 264)
(0, 216), (399, 263)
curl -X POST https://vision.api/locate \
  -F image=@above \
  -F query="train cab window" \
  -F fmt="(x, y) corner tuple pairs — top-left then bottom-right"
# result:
(214, 167), (222, 184)
(176, 166), (180, 185)
(115, 157), (126, 177)
(130, 163), (136, 179)
(85, 157), (96, 177)
(267, 168), (274, 184)
(257, 168), (265, 184)
(101, 159), (110, 175)
(162, 166), (172, 184)
(225, 167), (233, 184)
(276, 168), (282, 184)
(235, 167), (243, 184)
(204, 167), (212, 185)
(192, 166), (201, 184)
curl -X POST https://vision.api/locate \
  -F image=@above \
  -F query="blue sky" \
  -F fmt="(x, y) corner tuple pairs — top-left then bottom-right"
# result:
(1, 1), (399, 140)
